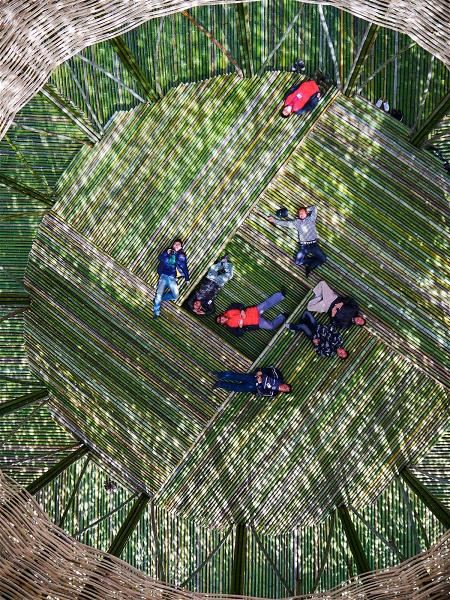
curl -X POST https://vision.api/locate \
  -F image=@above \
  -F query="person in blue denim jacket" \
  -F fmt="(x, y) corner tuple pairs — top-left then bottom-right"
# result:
(153, 239), (190, 318)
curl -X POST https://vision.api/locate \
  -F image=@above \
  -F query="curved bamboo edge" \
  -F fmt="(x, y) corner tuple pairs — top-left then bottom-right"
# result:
(0, 469), (449, 599)
(0, 0), (449, 143)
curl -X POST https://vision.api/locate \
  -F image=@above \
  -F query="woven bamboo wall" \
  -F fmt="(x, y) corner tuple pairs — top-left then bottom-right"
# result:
(1, 470), (449, 599)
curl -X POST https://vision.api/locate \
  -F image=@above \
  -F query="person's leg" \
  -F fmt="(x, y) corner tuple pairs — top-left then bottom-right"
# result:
(307, 280), (337, 312)
(214, 381), (257, 393)
(303, 244), (327, 271)
(153, 275), (168, 316)
(259, 314), (286, 330)
(257, 291), (285, 314)
(295, 245), (307, 266)
(161, 276), (179, 302)
(215, 371), (255, 384)
(303, 310), (318, 331)
(288, 323), (314, 338)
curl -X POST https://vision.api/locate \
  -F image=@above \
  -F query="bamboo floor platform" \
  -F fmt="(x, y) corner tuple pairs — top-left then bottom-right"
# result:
(23, 74), (449, 531)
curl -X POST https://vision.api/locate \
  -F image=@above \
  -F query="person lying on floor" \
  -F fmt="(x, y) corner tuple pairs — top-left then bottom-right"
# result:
(187, 255), (233, 316)
(213, 367), (291, 396)
(286, 310), (348, 359)
(268, 206), (326, 277)
(280, 79), (321, 118)
(216, 291), (287, 336)
(307, 280), (366, 329)
(153, 239), (189, 318)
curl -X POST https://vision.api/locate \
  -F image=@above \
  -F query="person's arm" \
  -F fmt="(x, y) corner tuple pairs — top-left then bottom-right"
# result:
(158, 249), (170, 262)
(178, 253), (190, 281)
(268, 216), (297, 228)
(228, 326), (245, 337)
(307, 206), (317, 220)
(221, 261), (233, 283)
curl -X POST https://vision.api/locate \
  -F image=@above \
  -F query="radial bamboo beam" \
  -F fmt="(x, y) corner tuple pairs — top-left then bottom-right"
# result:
(182, 11), (243, 78)
(110, 37), (160, 101)
(42, 83), (100, 144)
(108, 492), (150, 557)
(0, 389), (48, 418)
(338, 506), (371, 575)
(58, 455), (91, 528)
(230, 522), (247, 595)
(410, 91), (450, 147)
(343, 24), (380, 96)
(236, 4), (254, 77)
(401, 468), (450, 529)
(26, 446), (89, 495)
(0, 173), (54, 206)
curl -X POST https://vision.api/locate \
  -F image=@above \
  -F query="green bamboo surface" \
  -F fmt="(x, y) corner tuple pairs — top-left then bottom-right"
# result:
(0, 5), (449, 594)
(26, 212), (251, 492)
(24, 75), (449, 532)
(48, 2), (450, 131)
(244, 93), (449, 384)
(0, 309), (79, 484)
(32, 453), (446, 595)
(53, 72), (329, 289)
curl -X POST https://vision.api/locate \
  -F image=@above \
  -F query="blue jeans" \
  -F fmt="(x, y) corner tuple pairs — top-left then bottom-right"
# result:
(257, 291), (286, 330)
(295, 243), (327, 271)
(214, 371), (257, 393)
(289, 310), (318, 339)
(154, 274), (179, 315)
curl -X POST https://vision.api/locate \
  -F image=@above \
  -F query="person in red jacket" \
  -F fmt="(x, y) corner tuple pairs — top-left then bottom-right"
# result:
(281, 79), (321, 118)
(216, 291), (287, 336)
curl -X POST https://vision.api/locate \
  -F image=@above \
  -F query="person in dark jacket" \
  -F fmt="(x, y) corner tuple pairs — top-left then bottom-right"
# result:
(213, 368), (292, 396)
(286, 310), (348, 359)
(153, 239), (189, 318)
(307, 280), (365, 329)
(281, 79), (321, 117)
(216, 292), (287, 336)
(187, 256), (233, 316)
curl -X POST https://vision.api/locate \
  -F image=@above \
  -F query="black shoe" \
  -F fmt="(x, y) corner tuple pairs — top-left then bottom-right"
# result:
(281, 312), (290, 320)
(280, 287), (287, 297)
(305, 266), (311, 278)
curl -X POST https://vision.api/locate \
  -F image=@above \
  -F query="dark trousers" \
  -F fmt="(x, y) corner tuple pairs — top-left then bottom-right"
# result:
(214, 371), (257, 393)
(295, 242), (327, 271)
(289, 310), (318, 339)
(295, 93), (320, 114)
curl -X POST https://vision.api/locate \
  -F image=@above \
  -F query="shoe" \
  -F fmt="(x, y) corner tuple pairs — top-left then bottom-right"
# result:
(285, 323), (294, 330)
(304, 266), (311, 278)
(153, 312), (159, 319)
(280, 287), (287, 297)
(281, 312), (289, 320)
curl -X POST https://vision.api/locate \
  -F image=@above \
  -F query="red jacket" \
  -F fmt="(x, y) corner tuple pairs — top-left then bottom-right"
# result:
(284, 81), (319, 112)
(222, 306), (260, 328)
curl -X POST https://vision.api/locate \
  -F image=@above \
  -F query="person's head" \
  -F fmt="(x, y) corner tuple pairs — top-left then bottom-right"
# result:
(172, 239), (183, 252)
(278, 383), (292, 393)
(353, 315), (366, 327)
(336, 348), (349, 360)
(216, 315), (228, 325)
(192, 300), (205, 315)
(297, 207), (308, 219)
(280, 105), (293, 118)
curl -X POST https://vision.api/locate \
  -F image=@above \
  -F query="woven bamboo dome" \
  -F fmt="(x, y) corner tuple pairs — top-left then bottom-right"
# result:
(1, 0), (449, 597)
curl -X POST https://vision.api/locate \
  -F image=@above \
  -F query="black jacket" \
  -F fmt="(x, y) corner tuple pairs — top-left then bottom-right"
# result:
(328, 296), (359, 329)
